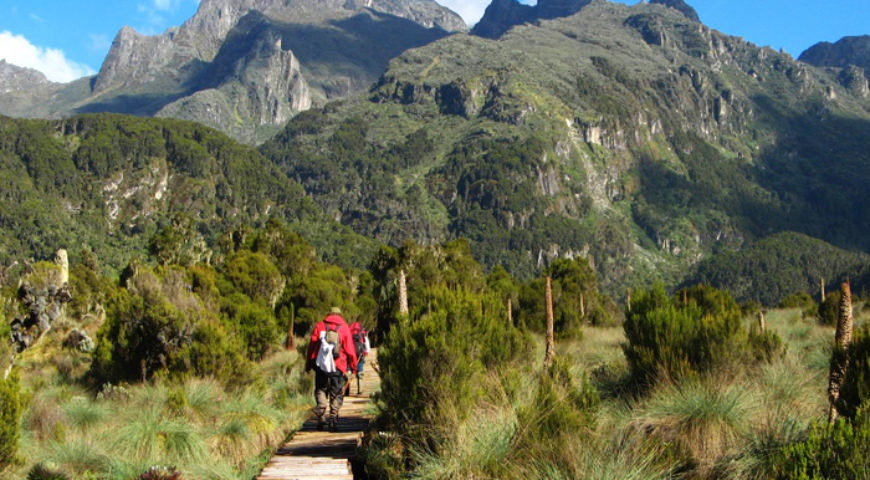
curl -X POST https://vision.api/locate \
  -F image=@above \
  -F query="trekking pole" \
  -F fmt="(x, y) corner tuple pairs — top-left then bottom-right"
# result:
(357, 372), (361, 395)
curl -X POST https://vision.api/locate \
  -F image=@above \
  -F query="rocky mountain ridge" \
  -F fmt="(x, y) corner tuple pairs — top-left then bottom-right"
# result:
(471, 0), (698, 39)
(0, 0), (465, 144)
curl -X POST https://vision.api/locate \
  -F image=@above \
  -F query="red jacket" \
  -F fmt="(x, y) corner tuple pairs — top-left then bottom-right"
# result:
(306, 314), (358, 375)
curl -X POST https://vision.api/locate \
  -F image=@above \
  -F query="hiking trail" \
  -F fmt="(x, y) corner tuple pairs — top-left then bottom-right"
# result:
(256, 349), (380, 480)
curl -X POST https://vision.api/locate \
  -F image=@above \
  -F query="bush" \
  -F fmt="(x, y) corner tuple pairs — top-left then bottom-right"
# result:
(817, 291), (841, 326)
(622, 285), (781, 392)
(778, 292), (817, 318)
(770, 406), (870, 479)
(377, 286), (531, 440)
(0, 373), (21, 469)
(91, 283), (193, 383)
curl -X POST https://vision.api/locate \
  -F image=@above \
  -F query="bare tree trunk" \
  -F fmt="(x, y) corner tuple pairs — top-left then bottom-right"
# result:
(580, 293), (585, 318)
(544, 276), (555, 369)
(828, 280), (854, 424)
(398, 269), (409, 317)
(820, 277), (826, 302)
(507, 298), (513, 326)
(758, 310), (766, 333)
(627, 288), (632, 313)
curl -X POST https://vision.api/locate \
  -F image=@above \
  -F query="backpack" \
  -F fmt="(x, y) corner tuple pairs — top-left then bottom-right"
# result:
(352, 327), (367, 358)
(324, 323), (341, 360)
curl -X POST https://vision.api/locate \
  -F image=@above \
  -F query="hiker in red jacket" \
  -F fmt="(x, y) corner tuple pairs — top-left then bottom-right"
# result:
(306, 306), (358, 431)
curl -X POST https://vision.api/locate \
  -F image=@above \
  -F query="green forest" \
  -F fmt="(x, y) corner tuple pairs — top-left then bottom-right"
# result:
(1, 215), (869, 478)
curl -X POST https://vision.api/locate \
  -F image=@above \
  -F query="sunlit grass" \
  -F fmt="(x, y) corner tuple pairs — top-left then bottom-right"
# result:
(10, 349), (310, 480)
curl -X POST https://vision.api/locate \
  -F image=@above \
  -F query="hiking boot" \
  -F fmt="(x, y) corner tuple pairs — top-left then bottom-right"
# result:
(316, 416), (326, 431)
(328, 416), (338, 432)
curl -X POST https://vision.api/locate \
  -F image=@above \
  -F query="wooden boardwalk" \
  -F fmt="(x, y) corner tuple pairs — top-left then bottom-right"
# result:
(257, 350), (379, 480)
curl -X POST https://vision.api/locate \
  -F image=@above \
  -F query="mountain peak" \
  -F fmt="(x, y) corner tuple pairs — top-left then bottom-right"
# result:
(471, 0), (592, 39)
(648, 0), (699, 22)
(800, 35), (870, 71)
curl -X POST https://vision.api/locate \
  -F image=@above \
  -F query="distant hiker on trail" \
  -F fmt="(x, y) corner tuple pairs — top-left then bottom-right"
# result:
(306, 306), (358, 432)
(349, 321), (371, 394)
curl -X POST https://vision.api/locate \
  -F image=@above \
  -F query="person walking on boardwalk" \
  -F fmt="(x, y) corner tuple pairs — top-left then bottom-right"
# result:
(306, 306), (358, 431)
(349, 321), (371, 394)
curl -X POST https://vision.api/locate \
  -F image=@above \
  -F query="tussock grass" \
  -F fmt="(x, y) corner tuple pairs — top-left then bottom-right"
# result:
(10, 350), (309, 480)
(622, 377), (756, 474)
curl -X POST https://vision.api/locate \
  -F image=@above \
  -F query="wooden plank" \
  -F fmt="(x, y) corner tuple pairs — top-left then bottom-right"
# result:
(254, 349), (380, 479)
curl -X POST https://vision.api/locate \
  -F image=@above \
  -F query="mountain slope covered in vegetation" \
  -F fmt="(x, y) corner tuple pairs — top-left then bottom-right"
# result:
(0, 114), (376, 272)
(260, 0), (870, 293)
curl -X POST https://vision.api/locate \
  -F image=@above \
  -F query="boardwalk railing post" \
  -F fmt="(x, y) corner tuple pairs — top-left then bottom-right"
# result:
(827, 280), (854, 424)
(544, 276), (555, 369)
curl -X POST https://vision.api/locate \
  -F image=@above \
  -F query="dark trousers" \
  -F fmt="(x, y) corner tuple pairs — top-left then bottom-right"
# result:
(314, 368), (346, 420)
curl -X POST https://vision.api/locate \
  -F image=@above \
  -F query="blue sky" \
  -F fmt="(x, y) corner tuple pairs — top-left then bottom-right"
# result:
(1, 0), (868, 82)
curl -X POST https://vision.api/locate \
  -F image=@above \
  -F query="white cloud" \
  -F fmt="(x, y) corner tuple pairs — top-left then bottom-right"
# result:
(0, 31), (95, 82)
(29, 13), (44, 23)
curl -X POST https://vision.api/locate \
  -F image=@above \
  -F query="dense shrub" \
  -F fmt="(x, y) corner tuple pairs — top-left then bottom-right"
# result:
(778, 292), (818, 318)
(623, 285), (782, 392)
(817, 291), (841, 326)
(377, 286), (531, 437)
(770, 406), (870, 479)
(0, 373), (21, 469)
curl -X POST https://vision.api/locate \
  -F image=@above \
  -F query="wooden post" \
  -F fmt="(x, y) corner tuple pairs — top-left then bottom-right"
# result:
(285, 302), (296, 350)
(507, 298), (513, 326)
(828, 280), (854, 424)
(398, 269), (409, 317)
(626, 288), (632, 313)
(544, 276), (555, 369)
(820, 277), (826, 302)
(758, 309), (766, 333)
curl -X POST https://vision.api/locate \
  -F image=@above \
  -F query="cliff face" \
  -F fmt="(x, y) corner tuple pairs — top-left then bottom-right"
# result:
(0, 0), (465, 144)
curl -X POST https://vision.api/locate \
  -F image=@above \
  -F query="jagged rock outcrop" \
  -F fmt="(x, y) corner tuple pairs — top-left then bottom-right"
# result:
(156, 24), (313, 143)
(94, 0), (465, 95)
(1, 0), (465, 144)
